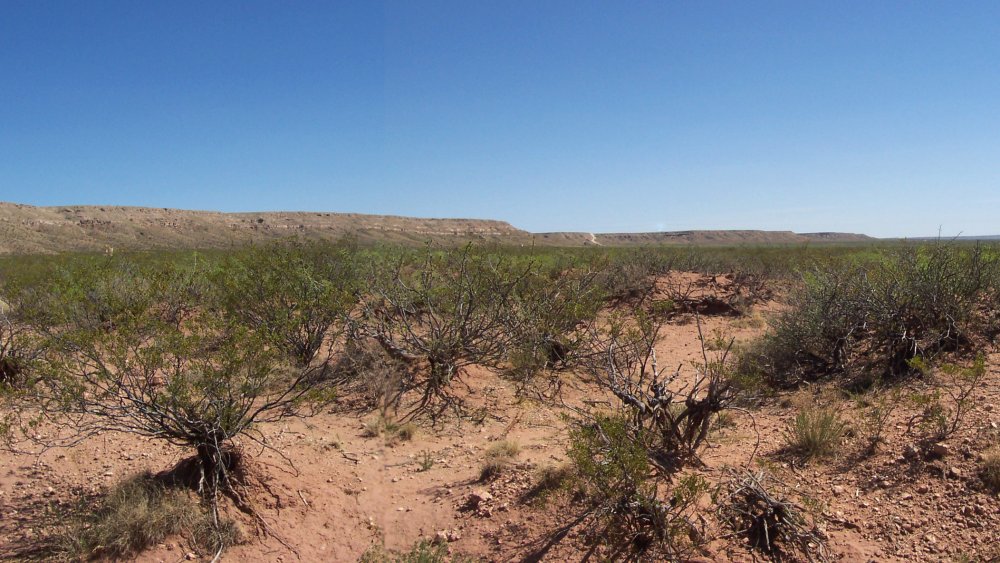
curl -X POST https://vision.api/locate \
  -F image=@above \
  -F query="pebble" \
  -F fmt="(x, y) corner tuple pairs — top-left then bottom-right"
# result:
(931, 443), (952, 458)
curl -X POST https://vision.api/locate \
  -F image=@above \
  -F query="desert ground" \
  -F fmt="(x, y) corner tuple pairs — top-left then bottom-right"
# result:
(2, 264), (998, 562)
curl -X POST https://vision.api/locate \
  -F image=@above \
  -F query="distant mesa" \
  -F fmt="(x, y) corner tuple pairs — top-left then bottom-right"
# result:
(0, 201), (873, 254)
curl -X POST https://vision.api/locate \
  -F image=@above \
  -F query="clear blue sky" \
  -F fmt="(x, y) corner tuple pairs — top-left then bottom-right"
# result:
(2, 1), (998, 237)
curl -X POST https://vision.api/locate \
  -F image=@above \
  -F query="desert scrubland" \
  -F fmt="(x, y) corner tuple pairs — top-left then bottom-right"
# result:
(1, 239), (999, 562)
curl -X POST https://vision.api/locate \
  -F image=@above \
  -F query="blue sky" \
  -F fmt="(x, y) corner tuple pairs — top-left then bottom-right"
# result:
(2, 1), (998, 237)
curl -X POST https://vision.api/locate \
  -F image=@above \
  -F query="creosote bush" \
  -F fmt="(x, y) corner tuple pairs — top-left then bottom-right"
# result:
(740, 243), (999, 388)
(562, 309), (738, 557)
(716, 469), (826, 560)
(568, 415), (709, 557)
(351, 245), (528, 417)
(6, 254), (338, 554)
(218, 239), (358, 366)
(907, 355), (987, 441)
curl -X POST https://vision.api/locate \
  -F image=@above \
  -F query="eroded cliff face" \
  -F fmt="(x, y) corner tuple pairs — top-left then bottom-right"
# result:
(0, 201), (874, 254)
(0, 202), (529, 253)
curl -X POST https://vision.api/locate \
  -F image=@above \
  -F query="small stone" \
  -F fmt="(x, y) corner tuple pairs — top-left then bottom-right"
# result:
(832, 485), (846, 496)
(467, 489), (493, 508)
(931, 443), (952, 458)
(434, 530), (449, 544)
(186, 553), (197, 561)
(947, 467), (962, 479)
(916, 484), (930, 494)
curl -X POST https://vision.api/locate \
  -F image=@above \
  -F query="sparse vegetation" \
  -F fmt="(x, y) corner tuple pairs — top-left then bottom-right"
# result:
(784, 406), (846, 460)
(479, 440), (520, 481)
(358, 539), (451, 563)
(716, 469), (826, 560)
(47, 472), (241, 561)
(0, 239), (997, 561)
(741, 242), (1000, 388)
(979, 448), (1000, 492)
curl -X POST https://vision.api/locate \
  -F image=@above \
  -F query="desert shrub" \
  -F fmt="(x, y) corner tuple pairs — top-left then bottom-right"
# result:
(504, 264), (604, 388)
(10, 257), (337, 525)
(742, 242), (1000, 388)
(479, 440), (520, 481)
(716, 469), (826, 560)
(784, 407), (846, 460)
(858, 244), (994, 377)
(218, 239), (357, 366)
(568, 414), (708, 557)
(568, 309), (735, 556)
(351, 245), (528, 417)
(854, 385), (900, 452)
(596, 248), (667, 303)
(579, 309), (742, 471)
(333, 337), (409, 414)
(0, 288), (41, 389)
(737, 262), (866, 388)
(979, 448), (1000, 492)
(906, 355), (987, 440)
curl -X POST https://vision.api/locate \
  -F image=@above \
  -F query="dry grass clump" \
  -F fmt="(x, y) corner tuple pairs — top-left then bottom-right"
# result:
(362, 415), (417, 444)
(524, 463), (575, 502)
(783, 407), (846, 461)
(51, 472), (242, 560)
(980, 448), (1000, 492)
(479, 440), (520, 481)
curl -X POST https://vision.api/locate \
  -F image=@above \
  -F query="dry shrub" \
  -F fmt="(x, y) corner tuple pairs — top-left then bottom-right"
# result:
(980, 448), (1000, 492)
(717, 469), (826, 561)
(334, 337), (409, 413)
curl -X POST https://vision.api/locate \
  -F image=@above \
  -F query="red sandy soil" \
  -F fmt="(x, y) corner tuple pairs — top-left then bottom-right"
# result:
(1, 273), (998, 562)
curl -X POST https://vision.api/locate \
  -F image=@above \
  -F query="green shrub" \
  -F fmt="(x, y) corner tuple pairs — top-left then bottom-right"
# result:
(10, 256), (337, 521)
(741, 243), (1000, 388)
(568, 415), (707, 557)
(351, 245), (530, 416)
(217, 239), (357, 366)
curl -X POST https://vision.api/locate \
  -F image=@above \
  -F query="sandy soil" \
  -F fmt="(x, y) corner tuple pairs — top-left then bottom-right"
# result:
(1, 273), (998, 562)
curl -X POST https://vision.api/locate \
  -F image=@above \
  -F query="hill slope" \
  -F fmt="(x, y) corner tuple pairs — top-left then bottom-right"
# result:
(0, 202), (873, 254)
